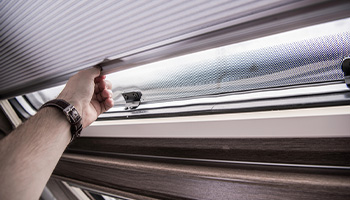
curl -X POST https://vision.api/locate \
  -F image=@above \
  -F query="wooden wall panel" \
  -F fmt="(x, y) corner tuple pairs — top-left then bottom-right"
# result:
(52, 137), (350, 199)
(67, 137), (350, 166)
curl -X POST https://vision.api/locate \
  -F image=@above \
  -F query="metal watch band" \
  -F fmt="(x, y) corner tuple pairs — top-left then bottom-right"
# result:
(40, 99), (82, 142)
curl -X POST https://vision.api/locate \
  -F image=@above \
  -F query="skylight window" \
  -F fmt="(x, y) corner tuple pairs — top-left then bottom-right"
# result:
(25, 18), (350, 110)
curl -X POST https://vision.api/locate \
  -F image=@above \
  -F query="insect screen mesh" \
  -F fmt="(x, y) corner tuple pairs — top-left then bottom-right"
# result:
(108, 18), (349, 104)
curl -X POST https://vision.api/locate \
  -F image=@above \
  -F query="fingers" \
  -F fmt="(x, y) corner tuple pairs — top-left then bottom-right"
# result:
(98, 79), (112, 90)
(96, 88), (112, 101)
(94, 79), (112, 94)
(97, 90), (114, 113)
(101, 89), (113, 99)
(103, 98), (114, 111)
(94, 75), (106, 83)
(93, 75), (114, 113)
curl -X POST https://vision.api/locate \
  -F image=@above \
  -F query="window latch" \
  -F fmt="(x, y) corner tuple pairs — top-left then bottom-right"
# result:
(122, 91), (142, 110)
(341, 57), (350, 89)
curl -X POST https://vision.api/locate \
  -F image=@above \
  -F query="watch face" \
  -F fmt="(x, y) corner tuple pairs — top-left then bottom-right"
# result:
(70, 108), (82, 123)
(63, 105), (81, 123)
(72, 109), (79, 118)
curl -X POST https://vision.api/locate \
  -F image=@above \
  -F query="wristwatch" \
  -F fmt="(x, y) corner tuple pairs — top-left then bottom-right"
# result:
(40, 99), (83, 142)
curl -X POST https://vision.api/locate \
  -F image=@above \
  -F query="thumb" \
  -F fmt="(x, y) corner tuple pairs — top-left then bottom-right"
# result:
(82, 66), (101, 79)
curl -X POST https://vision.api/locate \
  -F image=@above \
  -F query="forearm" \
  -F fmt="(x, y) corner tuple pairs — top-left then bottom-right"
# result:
(0, 68), (113, 200)
(0, 107), (71, 200)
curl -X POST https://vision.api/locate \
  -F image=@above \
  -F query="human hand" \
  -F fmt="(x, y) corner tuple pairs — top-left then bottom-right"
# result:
(57, 67), (114, 127)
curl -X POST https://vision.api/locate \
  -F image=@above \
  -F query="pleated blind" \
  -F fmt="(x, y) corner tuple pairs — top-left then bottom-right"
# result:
(25, 18), (350, 110)
(0, 0), (349, 99)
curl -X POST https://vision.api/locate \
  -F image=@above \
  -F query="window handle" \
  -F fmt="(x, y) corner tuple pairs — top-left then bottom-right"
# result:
(342, 57), (350, 89)
(122, 91), (142, 110)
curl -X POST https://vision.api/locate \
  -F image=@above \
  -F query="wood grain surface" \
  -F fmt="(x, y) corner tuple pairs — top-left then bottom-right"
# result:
(67, 137), (350, 166)
(52, 137), (350, 199)
(54, 152), (350, 200)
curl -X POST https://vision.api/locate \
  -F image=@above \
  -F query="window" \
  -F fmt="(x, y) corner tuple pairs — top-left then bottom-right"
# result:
(22, 18), (350, 118)
(2, 1), (350, 199)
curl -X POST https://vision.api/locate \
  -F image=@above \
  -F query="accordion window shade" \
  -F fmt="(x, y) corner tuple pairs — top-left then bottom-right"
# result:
(0, 0), (349, 99)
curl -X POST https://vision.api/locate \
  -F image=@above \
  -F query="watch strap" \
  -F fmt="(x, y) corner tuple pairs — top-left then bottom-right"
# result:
(40, 99), (82, 142)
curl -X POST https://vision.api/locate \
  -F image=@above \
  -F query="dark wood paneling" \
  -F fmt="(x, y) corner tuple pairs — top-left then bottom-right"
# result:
(67, 137), (350, 166)
(57, 137), (350, 199)
(54, 153), (350, 200)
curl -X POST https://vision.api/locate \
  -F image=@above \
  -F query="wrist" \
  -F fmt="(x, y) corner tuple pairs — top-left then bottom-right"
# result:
(40, 106), (71, 144)
(40, 99), (83, 142)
